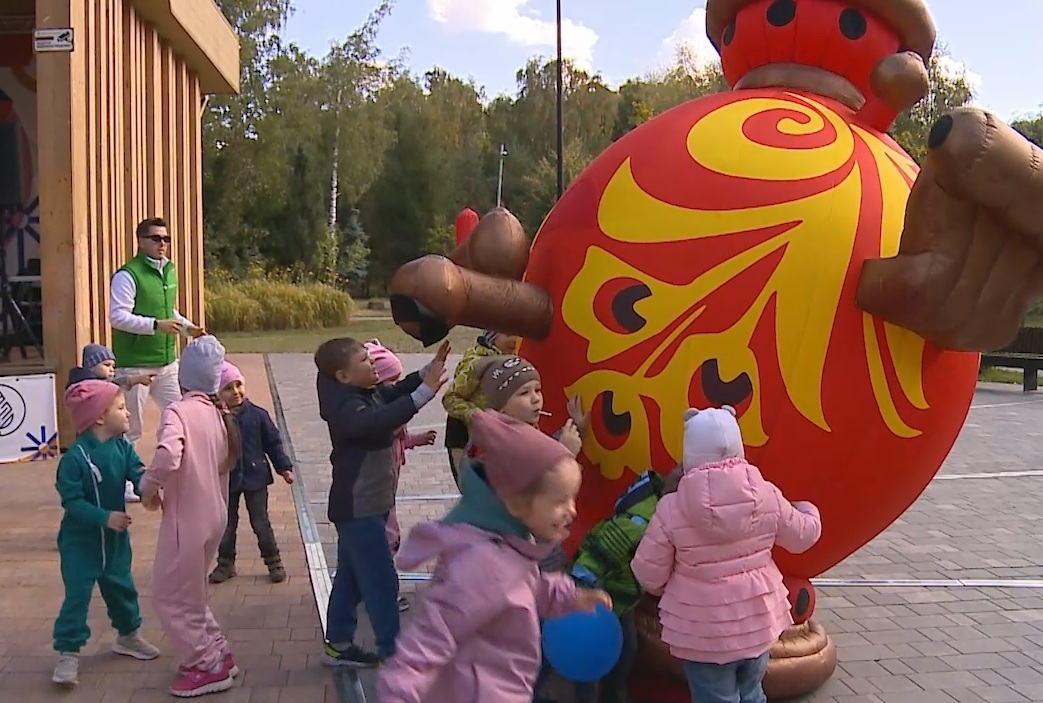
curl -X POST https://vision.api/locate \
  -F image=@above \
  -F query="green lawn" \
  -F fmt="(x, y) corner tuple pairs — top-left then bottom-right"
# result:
(219, 319), (484, 354)
(220, 315), (1040, 388)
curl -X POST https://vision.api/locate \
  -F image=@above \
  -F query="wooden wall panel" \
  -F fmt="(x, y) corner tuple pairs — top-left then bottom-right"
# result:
(38, 0), (208, 443)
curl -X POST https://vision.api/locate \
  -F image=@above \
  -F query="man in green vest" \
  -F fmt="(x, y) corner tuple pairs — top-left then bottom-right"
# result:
(108, 217), (204, 501)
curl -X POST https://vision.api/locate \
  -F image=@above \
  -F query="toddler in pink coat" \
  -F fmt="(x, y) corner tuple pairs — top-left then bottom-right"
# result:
(364, 340), (437, 613)
(139, 336), (242, 698)
(377, 410), (611, 703)
(631, 406), (822, 703)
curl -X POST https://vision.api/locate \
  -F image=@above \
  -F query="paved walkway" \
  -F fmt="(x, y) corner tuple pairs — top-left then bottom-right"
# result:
(268, 353), (1043, 703)
(0, 354), (336, 702)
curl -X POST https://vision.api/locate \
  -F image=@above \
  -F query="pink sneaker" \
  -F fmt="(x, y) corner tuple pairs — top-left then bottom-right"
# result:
(169, 664), (234, 698)
(178, 653), (239, 678)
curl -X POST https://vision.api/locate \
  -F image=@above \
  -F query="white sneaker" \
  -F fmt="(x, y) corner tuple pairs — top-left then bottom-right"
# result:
(52, 653), (78, 687)
(112, 630), (160, 660)
(124, 480), (140, 503)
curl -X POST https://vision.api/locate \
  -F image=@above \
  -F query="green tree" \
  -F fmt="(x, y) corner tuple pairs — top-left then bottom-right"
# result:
(337, 209), (371, 295)
(1012, 115), (1043, 147)
(889, 49), (974, 163)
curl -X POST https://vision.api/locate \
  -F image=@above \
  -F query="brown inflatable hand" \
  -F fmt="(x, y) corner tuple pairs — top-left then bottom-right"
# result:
(856, 108), (1043, 352)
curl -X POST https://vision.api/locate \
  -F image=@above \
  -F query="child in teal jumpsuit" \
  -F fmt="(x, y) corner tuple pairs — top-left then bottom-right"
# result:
(51, 379), (161, 687)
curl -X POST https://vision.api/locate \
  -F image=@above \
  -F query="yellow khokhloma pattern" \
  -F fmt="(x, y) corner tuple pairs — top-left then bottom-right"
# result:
(562, 93), (928, 481)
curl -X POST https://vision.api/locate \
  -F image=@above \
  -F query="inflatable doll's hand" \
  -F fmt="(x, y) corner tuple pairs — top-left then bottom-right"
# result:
(856, 108), (1043, 352)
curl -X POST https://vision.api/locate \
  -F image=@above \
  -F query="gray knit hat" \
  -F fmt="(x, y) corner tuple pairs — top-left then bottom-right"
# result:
(81, 343), (115, 370)
(179, 335), (226, 394)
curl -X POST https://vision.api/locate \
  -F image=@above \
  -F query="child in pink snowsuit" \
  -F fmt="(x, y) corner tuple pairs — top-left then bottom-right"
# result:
(363, 340), (437, 553)
(631, 406), (822, 703)
(139, 336), (242, 698)
(376, 410), (612, 703)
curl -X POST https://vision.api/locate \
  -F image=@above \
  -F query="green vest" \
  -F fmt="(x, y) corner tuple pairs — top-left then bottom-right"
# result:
(111, 253), (178, 368)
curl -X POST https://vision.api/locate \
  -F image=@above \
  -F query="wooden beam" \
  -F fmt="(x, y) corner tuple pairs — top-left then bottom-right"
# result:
(37, 0), (91, 442)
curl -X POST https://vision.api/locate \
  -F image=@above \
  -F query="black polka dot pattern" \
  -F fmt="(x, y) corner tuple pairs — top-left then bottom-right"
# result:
(766, 0), (796, 27)
(839, 7), (867, 39)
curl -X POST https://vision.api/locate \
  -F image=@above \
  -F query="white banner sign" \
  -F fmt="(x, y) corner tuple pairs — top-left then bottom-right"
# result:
(0, 373), (59, 463)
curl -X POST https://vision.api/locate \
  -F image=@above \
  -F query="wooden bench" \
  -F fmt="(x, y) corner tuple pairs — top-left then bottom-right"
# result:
(980, 327), (1043, 392)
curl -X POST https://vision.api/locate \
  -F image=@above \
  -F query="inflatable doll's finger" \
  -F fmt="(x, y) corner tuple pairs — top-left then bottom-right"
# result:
(449, 207), (530, 280)
(926, 108), (1043, 247)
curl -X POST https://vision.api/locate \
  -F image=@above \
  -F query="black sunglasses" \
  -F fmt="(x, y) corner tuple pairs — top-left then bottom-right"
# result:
(142, 235), (172, 244)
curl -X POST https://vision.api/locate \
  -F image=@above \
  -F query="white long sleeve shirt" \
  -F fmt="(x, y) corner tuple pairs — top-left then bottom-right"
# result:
(109, 257), (195, 336)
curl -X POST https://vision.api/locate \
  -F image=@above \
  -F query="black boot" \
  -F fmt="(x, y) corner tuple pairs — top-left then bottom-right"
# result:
(209, 558), (236, 584)
(264, 554), (286, 583)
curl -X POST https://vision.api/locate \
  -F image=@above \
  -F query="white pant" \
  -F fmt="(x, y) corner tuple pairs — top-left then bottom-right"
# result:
(123, 361), (182, 444)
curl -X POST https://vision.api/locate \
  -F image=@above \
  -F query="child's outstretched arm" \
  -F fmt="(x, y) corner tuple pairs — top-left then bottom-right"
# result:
(772, 490), (822, 554)
(139, 407), (186, 500)
(382, 341), (451, 402)
(122, 441), (146, 497)
(55, 453), (112, 527)
(631, 507), (676, 596)
(377, 551), (505, 702)
(535, 570), (580, 620)
(258, 407), (294, 476)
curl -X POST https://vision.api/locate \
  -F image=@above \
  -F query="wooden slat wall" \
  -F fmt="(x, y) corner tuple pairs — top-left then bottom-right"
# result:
(38, 0), (208, 443)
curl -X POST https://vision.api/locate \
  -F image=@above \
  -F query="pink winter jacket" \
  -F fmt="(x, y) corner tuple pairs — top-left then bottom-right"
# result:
(377, 522), (579, 703)
(631, 456), (821, 665)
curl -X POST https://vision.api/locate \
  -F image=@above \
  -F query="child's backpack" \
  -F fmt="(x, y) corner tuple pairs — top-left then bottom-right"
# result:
(569, 470), (665, 614)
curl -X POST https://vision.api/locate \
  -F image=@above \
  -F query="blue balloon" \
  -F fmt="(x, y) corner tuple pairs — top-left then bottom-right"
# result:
(541, 605), (623, 683)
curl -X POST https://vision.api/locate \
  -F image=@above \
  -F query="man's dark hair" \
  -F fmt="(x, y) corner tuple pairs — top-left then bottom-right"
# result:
(314, 337), (362, 379)
(135, 217), (168, 238)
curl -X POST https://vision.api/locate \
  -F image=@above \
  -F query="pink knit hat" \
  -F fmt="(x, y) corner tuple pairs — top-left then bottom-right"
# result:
(364, 339), (403, 383)
(64, 380), (121, 434)
(220, 361), (244, 392)
(470, 410), (574, 498)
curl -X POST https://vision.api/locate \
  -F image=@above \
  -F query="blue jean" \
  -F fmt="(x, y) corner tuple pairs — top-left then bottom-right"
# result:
(325, 515), (400, 658)
(682, 652), (769, 703)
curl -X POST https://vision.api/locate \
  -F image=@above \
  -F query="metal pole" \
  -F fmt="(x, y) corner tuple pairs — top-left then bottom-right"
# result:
(555, 0), (564, 198)
(496, 143), (507, 206)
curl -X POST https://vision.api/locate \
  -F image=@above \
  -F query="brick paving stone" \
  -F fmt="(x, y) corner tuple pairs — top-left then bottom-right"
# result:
(0, 354), (333, 701)
(268, 353), (1043, 703)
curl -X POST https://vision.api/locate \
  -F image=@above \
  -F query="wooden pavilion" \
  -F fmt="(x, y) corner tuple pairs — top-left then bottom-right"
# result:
(0, 0), (239, 449)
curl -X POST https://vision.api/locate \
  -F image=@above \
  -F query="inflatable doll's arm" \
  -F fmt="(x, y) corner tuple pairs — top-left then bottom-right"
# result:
(857, 109), (1043, 351)
(535, 571), (579, 620)
(773, 494), (822, 555)
(140, 407), (185, 500)
(630, 510), (676, 596)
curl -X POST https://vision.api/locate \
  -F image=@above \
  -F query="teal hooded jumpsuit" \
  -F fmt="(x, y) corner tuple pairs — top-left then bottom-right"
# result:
(52, 431), (146, 653)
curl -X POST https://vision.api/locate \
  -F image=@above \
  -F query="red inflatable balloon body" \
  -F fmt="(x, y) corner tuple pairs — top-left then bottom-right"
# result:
(520, 87), (979, 581)
(455, 208), (479, 246)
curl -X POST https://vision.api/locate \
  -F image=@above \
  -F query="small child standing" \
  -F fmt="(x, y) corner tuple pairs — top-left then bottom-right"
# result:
(363, 340), (437, 612)
(139, 336), (242, 698)
(75, 343), (156, 504)
(208, 361), (295, 585)
(631, 407), (822, 703)
(568, 469), (674, 703)
(442, 330), (517, 484)
(315, 337), (449, 667)
(377, 410), (611, 703)
(51, 380), (160, 688)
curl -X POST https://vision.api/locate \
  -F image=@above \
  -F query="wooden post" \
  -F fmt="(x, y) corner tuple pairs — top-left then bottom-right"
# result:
(37, 0), (91, 444)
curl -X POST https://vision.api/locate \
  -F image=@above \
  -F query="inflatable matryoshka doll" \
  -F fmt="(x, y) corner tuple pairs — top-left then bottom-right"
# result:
(518, 0), (977, 698)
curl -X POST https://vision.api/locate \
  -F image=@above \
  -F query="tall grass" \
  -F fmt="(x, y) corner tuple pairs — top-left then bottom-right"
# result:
(205, 270), (355, 333)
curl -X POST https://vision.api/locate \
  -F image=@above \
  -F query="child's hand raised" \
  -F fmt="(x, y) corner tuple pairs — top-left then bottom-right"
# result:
(107, 511), (132, 531)
(574, 588), (612, 613)
(422, 342), (451, 393)
(566, 395), (591, 434)
(558, 419), (582, 457)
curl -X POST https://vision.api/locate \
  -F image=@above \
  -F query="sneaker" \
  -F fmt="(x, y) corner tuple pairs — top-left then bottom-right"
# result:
(397, 596), (410, 612)
(112, 630), (160, 660)
(208, 561), (236, 584)
(321, 642), (382, 669)
(169, 665), (234, 698)
(179, 653), (239, 678)
(265, 558), (286, 584)
(125, 480), (141, 503)
(51, 653), (78, 687)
